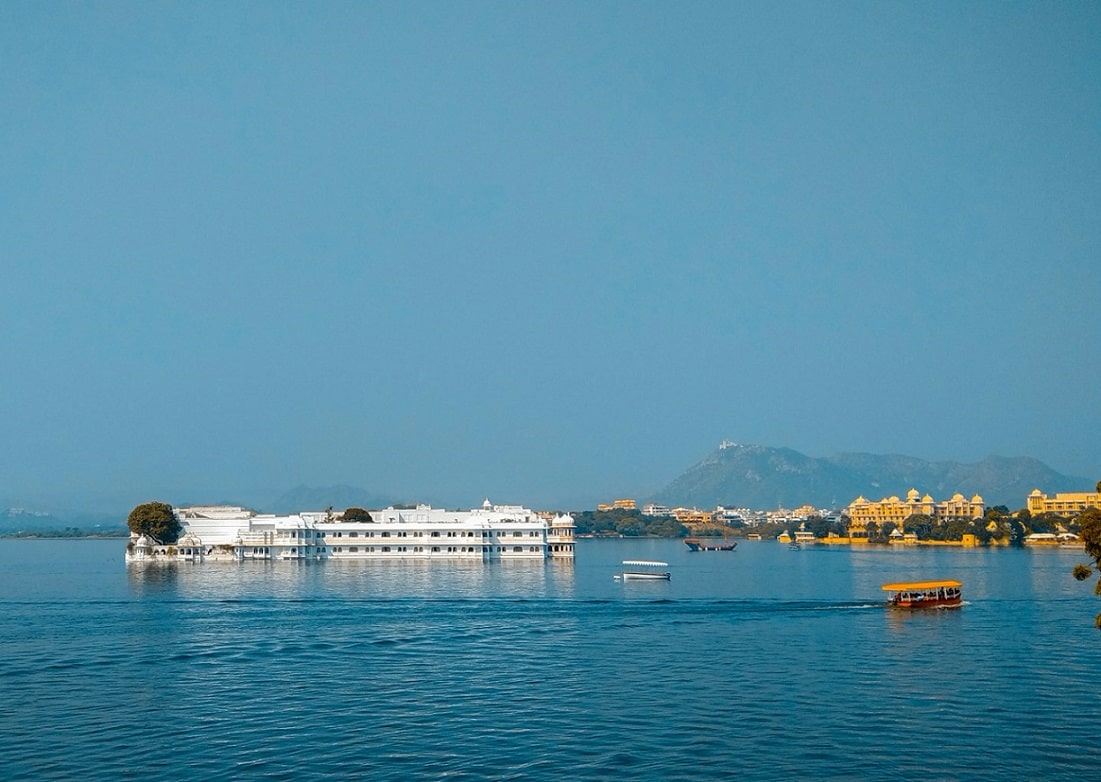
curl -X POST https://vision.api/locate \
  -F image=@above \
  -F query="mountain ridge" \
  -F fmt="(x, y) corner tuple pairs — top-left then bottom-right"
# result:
(649, 443), (1088, 510)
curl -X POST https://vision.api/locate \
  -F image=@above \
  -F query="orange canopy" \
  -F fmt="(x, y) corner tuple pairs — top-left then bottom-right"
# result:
(881, 579), (962, 591)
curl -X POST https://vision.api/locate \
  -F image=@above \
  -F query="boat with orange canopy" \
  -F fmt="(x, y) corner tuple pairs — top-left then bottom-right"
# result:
(881, 579), (963, 609)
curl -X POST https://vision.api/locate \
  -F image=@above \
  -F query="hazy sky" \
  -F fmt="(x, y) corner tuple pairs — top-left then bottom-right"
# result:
(2, 2), (1099, 509)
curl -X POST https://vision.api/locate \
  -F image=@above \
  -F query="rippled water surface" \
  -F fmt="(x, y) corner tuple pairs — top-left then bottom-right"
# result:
(2, 538), (1099, 781)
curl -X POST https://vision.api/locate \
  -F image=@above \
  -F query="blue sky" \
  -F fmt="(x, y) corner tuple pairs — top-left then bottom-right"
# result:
(2, 2), (1099, 510)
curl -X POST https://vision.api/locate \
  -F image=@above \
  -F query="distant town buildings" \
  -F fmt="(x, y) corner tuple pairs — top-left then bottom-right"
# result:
(632, 487), (1100, 530)
(674, 508), (713, 525)
(712, 506), (749, 525)
(640, 502), (837, 528)
(638, 503), (712, 524)
(593, 482), (1099, 547)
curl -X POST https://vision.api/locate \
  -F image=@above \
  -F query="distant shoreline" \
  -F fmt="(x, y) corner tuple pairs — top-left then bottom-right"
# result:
(0, 531), (128, 540)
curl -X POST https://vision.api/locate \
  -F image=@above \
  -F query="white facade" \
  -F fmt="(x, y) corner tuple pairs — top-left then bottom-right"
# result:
(126, 500), (575, 563)
(175, 505), (255, 545)
(713, 506), (749, 524)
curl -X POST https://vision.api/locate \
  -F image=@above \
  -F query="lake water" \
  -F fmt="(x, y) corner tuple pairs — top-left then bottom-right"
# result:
(1, 537), (1099, 781)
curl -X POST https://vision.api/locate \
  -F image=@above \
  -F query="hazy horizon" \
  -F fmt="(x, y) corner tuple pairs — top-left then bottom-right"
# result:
(1, 441), (1092, 517)
(3, 3), (1099, 510)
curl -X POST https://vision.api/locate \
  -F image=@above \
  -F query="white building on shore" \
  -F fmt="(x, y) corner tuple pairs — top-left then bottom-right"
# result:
(126, 499), (575, 563)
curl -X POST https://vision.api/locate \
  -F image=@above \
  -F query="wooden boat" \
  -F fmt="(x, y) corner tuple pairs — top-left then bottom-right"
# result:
(684, 538), (737, 552)
(882, 579), (963, 609)
(618, 560), (671, 580)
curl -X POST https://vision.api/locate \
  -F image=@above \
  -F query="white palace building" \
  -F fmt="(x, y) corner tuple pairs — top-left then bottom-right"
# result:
(126, 500), (576, 563)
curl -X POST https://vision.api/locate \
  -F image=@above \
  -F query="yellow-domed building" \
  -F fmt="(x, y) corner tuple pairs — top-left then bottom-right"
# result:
(847, 488), (984, 541)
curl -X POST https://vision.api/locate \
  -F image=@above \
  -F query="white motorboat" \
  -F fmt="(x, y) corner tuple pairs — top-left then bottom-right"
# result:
(618, 560), (671, 580)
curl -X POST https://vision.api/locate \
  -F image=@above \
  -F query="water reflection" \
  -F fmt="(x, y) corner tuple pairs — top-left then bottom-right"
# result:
(882, 600), (966, 635)
(19, 537), (1093, 610)
(126, 557), (577, 601)
(125, 561), (180, 597)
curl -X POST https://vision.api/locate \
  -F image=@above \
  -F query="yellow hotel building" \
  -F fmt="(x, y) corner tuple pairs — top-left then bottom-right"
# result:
(847, 489), (984, 540)
(1026, 489), (1101, 516)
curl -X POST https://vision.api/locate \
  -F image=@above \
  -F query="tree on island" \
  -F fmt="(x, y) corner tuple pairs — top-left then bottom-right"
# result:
(342, 507), (373, 522)
(127, 501), (181, 544)
(1071, 480), (1101, 628)
(571, 508), (688, 538)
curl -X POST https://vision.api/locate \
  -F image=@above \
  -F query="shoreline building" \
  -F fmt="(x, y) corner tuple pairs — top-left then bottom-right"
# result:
(597, 499), (637, 511)
(847, 489), (984, 541)
(1026, 489), (1101, 516)
(671, 507), (714, 525)
(127, 500), (575, 563)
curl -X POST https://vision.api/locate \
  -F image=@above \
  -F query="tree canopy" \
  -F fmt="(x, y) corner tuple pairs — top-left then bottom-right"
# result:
(1071, 481), (1101, 627)
(126, 501), (181, 544)
(342, 507), (373, 522)
(571, 508), (688, 538)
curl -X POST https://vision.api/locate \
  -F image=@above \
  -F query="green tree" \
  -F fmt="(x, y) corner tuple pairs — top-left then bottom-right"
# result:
(126, 501), (181, 544)
(569, 508), (688, 538)
(939, 517), (976, 542)
(1071, 482), (1101, 627)
(1029, 512), (1063, 534)
(342, 507), (373, 522)
(645, 517), (690, 537)
(807, 515), (834, 539)
(903, 514), (935, 540)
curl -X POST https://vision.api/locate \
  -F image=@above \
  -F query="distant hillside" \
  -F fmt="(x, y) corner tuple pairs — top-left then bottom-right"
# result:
(650, 443), (1088, 510)
(265, 484), (397, 515)
(0, 505), (126, 535)
(0, 507), (60, 532)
